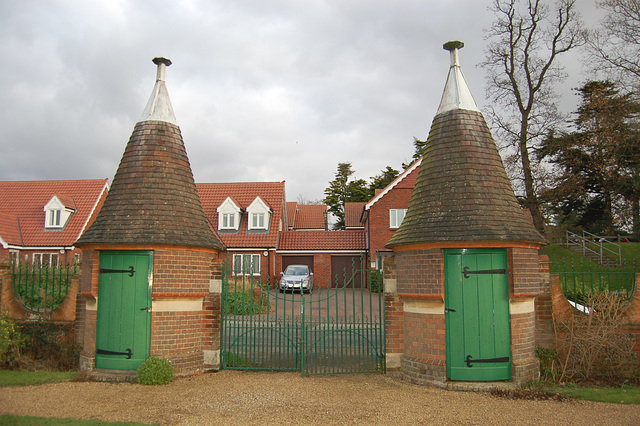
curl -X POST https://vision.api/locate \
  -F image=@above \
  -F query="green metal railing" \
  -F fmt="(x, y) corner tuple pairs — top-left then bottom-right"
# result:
(221, 258), (385, 376)
(551, 258), (637, 305)
(12, 262), (77, 312)
(565, 230), (623, 265)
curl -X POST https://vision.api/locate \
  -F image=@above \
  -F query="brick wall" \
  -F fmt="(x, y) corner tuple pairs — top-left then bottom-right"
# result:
(368, 187), (414, 257)
(150, 248), (219, 375)
(510, 308), (540, 383)
(154, 249), (212, 294)
(394, 248), (443, 296)
(535, 254), (554, 348)
(403, 311), (446, 362)
(510, 247), (541, 296)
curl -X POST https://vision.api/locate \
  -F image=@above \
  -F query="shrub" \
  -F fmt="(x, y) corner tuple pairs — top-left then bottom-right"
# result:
(136, 356), (174, 385)
(224, 291), (270, 315)
(0, 312), (25, 368)
(535, 346), (559, 382)
(369, 271), (384, 293)
(18, 320), (79, 371)
(554, 292), (640, 382)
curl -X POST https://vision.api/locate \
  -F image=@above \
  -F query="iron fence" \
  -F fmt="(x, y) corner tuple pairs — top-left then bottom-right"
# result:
(11, 262), (77, 312)
(221, 258), (385, 376)
(550, 258), (637, 304)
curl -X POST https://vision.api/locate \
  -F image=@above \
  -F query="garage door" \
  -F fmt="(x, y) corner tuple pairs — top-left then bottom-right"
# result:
(281, 255), (314, 273)
(331, 255), (363, 288)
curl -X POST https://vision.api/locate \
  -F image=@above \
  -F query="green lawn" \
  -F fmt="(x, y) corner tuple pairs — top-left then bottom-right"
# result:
(542, 384), (640, 404)
(0, 370), (78, 387)
(0, 415), (150, 425)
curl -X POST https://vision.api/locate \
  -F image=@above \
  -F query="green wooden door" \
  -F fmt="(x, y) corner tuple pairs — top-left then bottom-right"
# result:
(444, 249), (511, 381)
(95, 251), (152, 370)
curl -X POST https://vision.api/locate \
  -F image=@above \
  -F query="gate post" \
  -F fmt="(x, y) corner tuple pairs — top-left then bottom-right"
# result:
(535, 253), (554, 349)
(204, 257), (224, 370)
(383, 255), (403, 372)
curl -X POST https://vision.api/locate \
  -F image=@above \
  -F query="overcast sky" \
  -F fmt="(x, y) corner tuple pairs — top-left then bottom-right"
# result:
(0, 1), (604, 203)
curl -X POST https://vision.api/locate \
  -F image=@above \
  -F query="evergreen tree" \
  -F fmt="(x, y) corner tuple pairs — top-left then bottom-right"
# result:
(324, 162), (369, 230)
(369, 166), (399, 196)
(540, 81), (640, 235)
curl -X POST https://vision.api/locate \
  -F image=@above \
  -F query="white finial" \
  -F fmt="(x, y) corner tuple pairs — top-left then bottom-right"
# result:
(444, 40), (464, 67)
(138, 57), (177, 124)
(153, 57), (171, 82)
(436, 41), (479, 115)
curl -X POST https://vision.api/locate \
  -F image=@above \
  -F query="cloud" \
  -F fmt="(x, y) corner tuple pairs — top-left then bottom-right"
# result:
(0, 0), (600, 202)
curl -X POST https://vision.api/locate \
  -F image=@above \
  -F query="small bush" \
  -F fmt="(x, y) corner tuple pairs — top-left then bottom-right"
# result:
(0, 311), (25, 368)
(18, 320), (79, 371)
(535, 346), (559, 382)
(554, 292), (640, 382)
(136, 356), (174, 385)
(369, 271), (384, 293)
(225, 291), (269, 315)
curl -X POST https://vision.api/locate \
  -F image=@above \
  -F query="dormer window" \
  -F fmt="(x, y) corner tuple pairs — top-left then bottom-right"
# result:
(251, 212), (265, 229)
(221, 213), (236, 229)
(247, 196), (271, 230)
(44, 195), (74, 230)
(217, 197), (241, 231)
(49, 209), (62, 227)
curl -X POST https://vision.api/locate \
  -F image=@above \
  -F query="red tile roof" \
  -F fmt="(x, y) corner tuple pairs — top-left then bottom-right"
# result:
(278, 230), (366, 251)
(293, 204), (327, 230)
(197, 182), (286, 248)
(0, 213), (22, 246)
(0, 179), (109, 248)
(344, 202), (365, 228)
(286, 202), (297, 229)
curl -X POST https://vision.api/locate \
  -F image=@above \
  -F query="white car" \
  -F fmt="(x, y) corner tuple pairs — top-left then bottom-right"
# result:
(279, 265), (314, 293)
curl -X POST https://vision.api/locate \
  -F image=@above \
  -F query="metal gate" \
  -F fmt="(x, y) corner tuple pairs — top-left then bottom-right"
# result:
(221, 260), (385, 375)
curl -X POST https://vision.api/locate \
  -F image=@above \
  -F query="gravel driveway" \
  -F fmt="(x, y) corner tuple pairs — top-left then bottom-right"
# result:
(1, 370), (638, 425)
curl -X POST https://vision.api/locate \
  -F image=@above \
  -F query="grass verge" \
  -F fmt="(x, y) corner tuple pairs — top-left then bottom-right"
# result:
(543, 384), (640, 404)
(0, 370), (78, 387)
(0, 415), (151, 425)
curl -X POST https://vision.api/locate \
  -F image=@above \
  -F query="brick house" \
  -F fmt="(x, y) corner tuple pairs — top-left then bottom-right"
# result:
(277, 229), (367, 288)
(361, 160), (421, 269)
(197, 181), (287, 285)
(0, 179), (109, 266)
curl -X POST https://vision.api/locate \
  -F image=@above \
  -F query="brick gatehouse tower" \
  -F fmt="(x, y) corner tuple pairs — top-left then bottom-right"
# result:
(385, 41), (545, 385)
(75, 58), (225, 377)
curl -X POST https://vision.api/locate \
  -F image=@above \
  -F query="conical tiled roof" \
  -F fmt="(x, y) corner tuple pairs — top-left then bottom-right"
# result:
(76, 58), (224, 250)
(387, 42), (544, 247)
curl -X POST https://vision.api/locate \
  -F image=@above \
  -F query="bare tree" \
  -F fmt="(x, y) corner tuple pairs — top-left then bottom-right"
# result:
(482, 0), (586, 234)
(588, 0), (640, 94)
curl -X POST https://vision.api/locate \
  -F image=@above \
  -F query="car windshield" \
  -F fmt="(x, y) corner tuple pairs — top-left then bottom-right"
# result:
(284, 266), (308, 276)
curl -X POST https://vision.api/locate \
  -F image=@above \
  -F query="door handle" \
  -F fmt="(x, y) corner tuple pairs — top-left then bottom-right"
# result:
(444, 308), (456, 313)
(140, 307), (152, 312)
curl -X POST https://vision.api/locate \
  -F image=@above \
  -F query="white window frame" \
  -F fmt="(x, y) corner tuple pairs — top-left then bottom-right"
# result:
(389, 209), (407, 229)
(9, 250), (19, 266)
(246, 196), (271, 230)
(49, 209), (61, 227)
(233, 253), (261, 276)
(251, 212), (265, 229)
(44, 196), (74, 230)
(217, 197), (241, 231)
(221, 213), (236, 229)
(33, 253), (58, 266)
